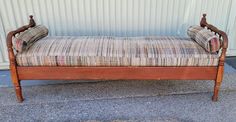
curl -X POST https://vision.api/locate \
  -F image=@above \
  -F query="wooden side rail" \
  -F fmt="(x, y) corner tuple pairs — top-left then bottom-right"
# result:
(6, 14), (228, 102)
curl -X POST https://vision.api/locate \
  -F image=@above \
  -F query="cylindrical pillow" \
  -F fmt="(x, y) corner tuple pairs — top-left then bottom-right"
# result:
(12, 25), (48, 53)
(187, 25), (221, 53)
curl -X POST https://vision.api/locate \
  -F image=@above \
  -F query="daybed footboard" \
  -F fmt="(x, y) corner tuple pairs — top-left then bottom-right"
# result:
(7, 14), (228, 102)
(200, 14), (228, 101)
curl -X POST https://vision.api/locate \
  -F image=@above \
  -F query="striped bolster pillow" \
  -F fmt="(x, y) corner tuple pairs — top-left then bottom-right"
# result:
(187, 25), (221, 53)
(12, 25), (48, 53)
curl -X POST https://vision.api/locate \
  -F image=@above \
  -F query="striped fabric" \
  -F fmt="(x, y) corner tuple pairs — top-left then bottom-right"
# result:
(16, 36), (219, 67)
(187, 25), (221, 53)
(12, 25), (48, 53)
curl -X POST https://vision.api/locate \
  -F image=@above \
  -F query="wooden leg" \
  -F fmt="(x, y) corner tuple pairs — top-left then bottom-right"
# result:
(14, 84), (24, 103)
(212, 79), (222, 101)
(212, 66), (224, 102)
(10, 65), (24, 102)
(12, 79), (24, 103)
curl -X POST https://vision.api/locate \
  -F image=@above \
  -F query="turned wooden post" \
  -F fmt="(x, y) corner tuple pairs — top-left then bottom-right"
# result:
(6, 15), (36, 102)
(200, 14), (228, 101)
(7, 32), (24, 102)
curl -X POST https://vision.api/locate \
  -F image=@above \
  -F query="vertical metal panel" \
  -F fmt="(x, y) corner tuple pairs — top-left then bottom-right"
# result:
(0, 0), (236, 69)
(0, 12), (8, 65)
(226, 0), (236, 56)
(0, 13), (9, 69)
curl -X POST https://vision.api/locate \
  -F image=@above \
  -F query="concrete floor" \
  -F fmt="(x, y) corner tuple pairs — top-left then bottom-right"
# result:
(1, 91), (236, 122)
(0, 58), (236, 121)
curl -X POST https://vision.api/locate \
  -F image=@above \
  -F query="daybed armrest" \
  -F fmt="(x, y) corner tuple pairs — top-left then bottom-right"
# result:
(200, 14), (228, 66)
(6, 16), (36, 66)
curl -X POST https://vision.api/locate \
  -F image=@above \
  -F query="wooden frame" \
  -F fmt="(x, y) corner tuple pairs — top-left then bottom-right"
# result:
(7, 14), (228, 102)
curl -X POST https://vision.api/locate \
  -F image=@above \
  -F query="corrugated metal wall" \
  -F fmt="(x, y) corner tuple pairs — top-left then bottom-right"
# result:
(0, 0), (236, 69)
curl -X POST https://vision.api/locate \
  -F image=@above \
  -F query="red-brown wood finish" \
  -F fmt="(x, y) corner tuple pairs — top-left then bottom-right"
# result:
(7, 14), (228, 102)
(17, 66), (218, 80)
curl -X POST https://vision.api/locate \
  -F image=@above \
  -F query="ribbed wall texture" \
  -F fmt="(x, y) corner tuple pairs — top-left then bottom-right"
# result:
(0, 0), (236, 69)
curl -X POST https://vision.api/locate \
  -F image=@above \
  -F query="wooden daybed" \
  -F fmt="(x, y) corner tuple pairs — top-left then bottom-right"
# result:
(7, 14), (228, 102)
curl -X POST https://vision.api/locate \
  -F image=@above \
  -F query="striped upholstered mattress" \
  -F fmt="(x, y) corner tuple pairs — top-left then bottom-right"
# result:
(16, 36), (219, 67)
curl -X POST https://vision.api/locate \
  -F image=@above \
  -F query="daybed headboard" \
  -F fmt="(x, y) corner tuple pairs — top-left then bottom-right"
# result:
(6, 15), (36, 67)
(200, 14), (228, 66)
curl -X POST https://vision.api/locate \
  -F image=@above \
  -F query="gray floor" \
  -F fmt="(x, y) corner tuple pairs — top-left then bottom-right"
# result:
(0, 60), (236, 121)
(1, 91), (236, 122)
(226, 56), (236, 69)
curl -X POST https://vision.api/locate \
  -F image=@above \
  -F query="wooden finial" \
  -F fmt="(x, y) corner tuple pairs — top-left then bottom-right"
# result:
(200, 14), (207, 27)
(30, 15), (33, 19)
(203, 14), (206, 18)
(29, 15), (36, 27)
